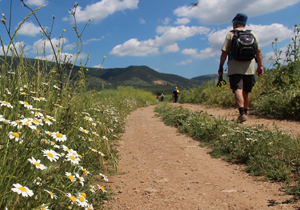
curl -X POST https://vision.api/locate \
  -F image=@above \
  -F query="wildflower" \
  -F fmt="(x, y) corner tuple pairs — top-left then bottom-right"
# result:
(63, 29), (66, 32)
(39, 97), (47, 101)
(31, 111), (44, 118)
(65, 153), (80, 165)
(51, 132), (67, 142)
(66, 193), (77, 203)
(8, 132), (22, 143)
(42, 149), (61, 162)
(33, 177), (42, 186)
(66, 172), (76, 182)
(46, 115), (56, 121)
(85, 204), (94, 210)
(20, 91), (27, 95)
(40, 204), (49, 210)
(28, 157), (47, 170)
(79, 166), (90, 176)
(32, 97), (40, 101)
(44, 189), (57, 199)
(99, 173), (108, 182)
(75, 173), (85, 186)
(89, 147), (98, 153)
(84, 116), (93, 121)
(54, 104), (63, 108)
(50, 141), (60, 149)
(103, 136), (108, 141)
(79, 127), (89, 134)
(11, 183), (34, 197)
(99, 185), (107, 193)
(53, 85), (61, 90)
(44, 118), (52, 125)
(90, 185), (96, 193)
(0, 115), (6, 122)
(0, 101), (13, 108)
(19, 101), (33, 109)
(76, 192), (88, 207)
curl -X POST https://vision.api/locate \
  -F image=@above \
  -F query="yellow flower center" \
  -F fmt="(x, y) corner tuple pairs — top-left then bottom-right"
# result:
(56, 133), (63, 138)
(4, 101), (9, 105)
(70, 196), (76, 202)
(81, 192), (86, 198)
(24, 102), (29, 105)
(50, 192), (54, 196)
(100, 187), (105, 191)
(78, 196), (85, 202)
(68, 175), (74, 181)
(34, 162), (41, 167)
(18, 187), (27, 192)
(70, 156), (75, 161)
(12, 132), (19, 138)
(47, 153), (54, 158)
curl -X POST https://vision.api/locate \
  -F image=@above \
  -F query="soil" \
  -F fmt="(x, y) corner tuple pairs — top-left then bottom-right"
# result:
(103, 103), (300, 210)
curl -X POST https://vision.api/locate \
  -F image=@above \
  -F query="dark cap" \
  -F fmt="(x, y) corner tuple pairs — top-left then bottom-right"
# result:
(232, 13), (248, 25)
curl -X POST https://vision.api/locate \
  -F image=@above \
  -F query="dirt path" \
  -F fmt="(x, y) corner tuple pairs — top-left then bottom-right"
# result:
(103, 104), (300, 210)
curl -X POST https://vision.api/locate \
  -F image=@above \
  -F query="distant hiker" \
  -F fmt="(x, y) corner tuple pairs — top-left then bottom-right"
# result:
(160, 93), (164, 102)
(156, 94), (159, 102)
(172, 87), (180, 103)
(218, 13), (264, 123)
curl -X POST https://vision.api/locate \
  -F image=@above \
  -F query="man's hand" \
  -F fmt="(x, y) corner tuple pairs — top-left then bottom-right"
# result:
(218, 65), (223, 76)
(257, 66), (264, 76)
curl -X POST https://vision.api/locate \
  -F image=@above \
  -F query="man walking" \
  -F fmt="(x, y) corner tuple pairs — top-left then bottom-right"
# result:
(218, 13), (264, 122)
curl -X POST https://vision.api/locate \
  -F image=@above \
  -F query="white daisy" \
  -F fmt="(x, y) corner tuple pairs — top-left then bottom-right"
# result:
(46, 115), (56, 122)
(99, 173), (108, 182)
(44, 189), (57, 199)
(8, 132), (23, 143)
(76, 192), (89, 207)
(42, 149), (61, 162)
(84, 116), (93, 121)
(19, 101), (33, 109)
(11, 183), (34, 197)
(65, 153), (80, 165)
(66, 172), (76, 182)
(28, 157), (47, 170)
(79, 127), (89, 134)
(33, 177), (42, 186)
(44, 118), (52, 125)
(66, 193), (77, 203)
(0, 101), (13, 108)
(51, 132), (67, 142)
(76, 173), (85, 186)
(85, 204), (94, 210)
(31, 111), (44, 118)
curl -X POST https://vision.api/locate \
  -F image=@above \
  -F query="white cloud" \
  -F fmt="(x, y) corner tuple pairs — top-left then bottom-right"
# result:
(33, 38), (68, 53)
(163, 43), (179, 53)
(110, 25), (210, 56)
(161, 17), (171, 25)
(139, 18), (146, 24)
(17, 22), (41, 37)
(186, 23), (295, 60)
(35, 52), (88, 64)
(63, 0), (139, 23)
(176, 59), (193, 65)
(25, 0), (47, 6)
(175, 18), (190, 25)
(83, 37), (104, 45)
(110, 38), (159, 56)
(174, 0), (300, 24)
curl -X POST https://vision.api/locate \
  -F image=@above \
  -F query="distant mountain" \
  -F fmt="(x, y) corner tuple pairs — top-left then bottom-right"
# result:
(0, 56), (210, 93)
(83, 65), (203, 92)
(192, 74), (219, 82)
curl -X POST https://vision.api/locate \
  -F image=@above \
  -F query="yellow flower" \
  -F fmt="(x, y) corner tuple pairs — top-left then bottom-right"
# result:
(63, 29), (66, 32)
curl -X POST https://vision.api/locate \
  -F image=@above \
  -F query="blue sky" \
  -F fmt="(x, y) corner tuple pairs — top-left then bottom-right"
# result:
(0, 0), (299, 79)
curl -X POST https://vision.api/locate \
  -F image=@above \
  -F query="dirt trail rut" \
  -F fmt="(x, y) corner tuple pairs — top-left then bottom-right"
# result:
(103, 104), (299, 210)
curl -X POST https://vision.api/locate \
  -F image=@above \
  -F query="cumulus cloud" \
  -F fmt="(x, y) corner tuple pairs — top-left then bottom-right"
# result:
(35, 52), (88, 63)
(25, 0), (47, 6)
(110, 38), (159, 56)
(176, 59), (193, 65)
(182, 23), (294, 60)
(63, 0), (139, 23)
(33, 38), (68, 53)
(163, 43), (180, 53)
(175, 18), (190, 25)
(174, 0), (300, 24)
(110, 25), (210, 56)
(17, 22), (41, 37)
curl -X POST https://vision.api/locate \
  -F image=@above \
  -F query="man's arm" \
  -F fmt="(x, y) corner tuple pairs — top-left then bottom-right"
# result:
(219, 50), (228, 76)
(256, 48), (264, 76)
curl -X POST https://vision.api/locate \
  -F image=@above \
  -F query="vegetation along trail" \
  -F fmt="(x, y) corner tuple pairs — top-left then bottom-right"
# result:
(104, 104), (300, 210)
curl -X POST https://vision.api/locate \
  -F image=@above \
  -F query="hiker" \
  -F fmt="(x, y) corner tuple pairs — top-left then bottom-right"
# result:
(172, 87), (180, 103)
(218, 13), (264, 123)
(160, 93), (164, 102)
(156, 94), (159, 102)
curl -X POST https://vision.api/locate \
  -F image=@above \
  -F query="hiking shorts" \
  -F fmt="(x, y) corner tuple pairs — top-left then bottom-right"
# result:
(229, 74), (255, 93)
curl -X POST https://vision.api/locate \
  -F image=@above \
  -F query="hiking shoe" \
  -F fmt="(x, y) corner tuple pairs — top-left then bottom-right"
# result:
(238, 114), (247, 123)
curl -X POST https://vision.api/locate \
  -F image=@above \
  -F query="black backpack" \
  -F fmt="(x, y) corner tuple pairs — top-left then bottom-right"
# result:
(230, 29), (258, 61)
